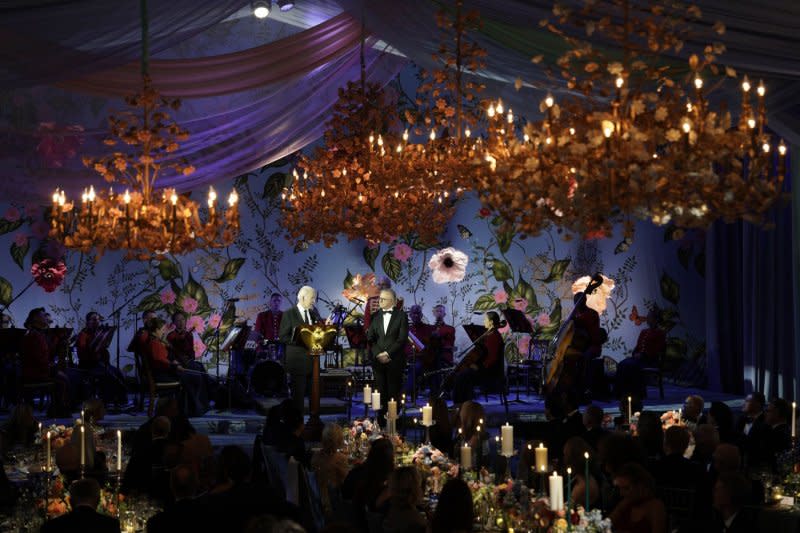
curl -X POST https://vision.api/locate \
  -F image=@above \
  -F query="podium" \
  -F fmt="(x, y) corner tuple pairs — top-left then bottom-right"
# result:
(295, 323), (338, 440)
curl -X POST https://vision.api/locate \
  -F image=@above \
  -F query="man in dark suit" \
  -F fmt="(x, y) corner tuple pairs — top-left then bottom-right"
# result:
(735, 392), (770, 469)
(764, 397), (793, 465)
(279, 285), (322, 414)
(582, 404), (608, 451)
(710, 472), (756, 533)
(41, 478), (120, 533)
(146, 464), (201, 533)
(366, 288), (408, 425)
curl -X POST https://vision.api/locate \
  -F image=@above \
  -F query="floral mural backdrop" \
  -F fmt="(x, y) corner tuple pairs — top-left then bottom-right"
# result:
(0, 161), (706, 384)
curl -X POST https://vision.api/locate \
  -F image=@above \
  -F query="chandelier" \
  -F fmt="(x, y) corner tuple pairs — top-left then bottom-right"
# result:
(479, 1), (786, 240)
(280, 1), (487, 246)
(49, 1), (239, 260)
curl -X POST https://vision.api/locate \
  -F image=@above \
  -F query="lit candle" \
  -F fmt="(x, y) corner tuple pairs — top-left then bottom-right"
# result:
(422, 403), (433, 426)
(549, 471), (564, 511)
(584, 452), (590, 511)
(792, 402), (797, 439)
(80, 425), (85, 467)
(38, 422), (42, 439)
(535, 443), (549, 472)
(627, 396), (632, 423)
(567, 467), (572, 508)
(363, 384), (371, 405)
(371, 390), (381, 411)
(81, 409), (85, 424)
(46, 431), (51, 471)
(387, 398), (397, 420)
(461, 443), (472, 470)
(501, 423), (514, 456)
(117, 430), (122, 472)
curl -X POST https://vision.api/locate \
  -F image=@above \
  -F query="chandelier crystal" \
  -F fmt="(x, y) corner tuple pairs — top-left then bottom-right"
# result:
(479, 0), (785, 240)
(50, 78), (239, 260)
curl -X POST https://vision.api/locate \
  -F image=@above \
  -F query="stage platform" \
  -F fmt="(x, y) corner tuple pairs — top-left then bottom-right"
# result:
(1, 381), (741, 452)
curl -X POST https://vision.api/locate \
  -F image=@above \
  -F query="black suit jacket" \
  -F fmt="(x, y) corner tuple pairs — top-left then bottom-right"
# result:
(146, 499), (202, 533)
(41, 507), (120, 533)
(735, 412), (770, 467)
(366, 309), (409, 365)
(279, 306), (321, 375)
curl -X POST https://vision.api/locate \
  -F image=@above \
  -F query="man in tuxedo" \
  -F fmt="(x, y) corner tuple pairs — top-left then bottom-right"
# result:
(367, 288), (408, 424)
(735, 392), (770, 468)
(41, 478), (120, 533)
(710, 472), (755, 532)
(764, 397), (792, 463)
(279, 285), (321, 414)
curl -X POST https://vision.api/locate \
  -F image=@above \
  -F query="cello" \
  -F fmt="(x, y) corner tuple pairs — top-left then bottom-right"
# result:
(544, 273), (604, 394)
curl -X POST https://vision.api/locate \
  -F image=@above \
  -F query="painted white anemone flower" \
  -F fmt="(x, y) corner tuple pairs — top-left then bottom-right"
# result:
(428, 247), (469, 283)
(571, 274), (615, 314)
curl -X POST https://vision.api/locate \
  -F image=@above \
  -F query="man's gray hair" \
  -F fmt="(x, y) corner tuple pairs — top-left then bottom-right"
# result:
(297, 285), (316, 300)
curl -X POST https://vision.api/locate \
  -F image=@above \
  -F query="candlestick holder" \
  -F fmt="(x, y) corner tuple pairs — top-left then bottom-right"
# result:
(114, 469), (123, 518)
(80, 464), (86, 479)
(364, 401), (369, 419)
(421, 421), (435, 445)
(41, 465), (54, 522)
(500, 451), (516, 482)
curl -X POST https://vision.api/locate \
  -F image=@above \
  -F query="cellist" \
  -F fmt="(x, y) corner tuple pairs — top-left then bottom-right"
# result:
(451, 312), (505, 404)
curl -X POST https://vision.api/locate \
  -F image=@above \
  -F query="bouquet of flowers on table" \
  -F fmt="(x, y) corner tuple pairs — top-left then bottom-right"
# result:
(38, 475), (123, 518)
(407, 444), (459, 493)
(43, 424), (73, 450)
(660, 410), (685, 430)
(349, 418), (376, 439)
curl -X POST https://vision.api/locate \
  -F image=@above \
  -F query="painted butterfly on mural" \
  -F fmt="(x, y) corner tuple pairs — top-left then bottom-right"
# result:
(614, 237), (633, 255)
(293, 240), (309, 253)
(457, 224), (473, 239)
(629, 305), (647, 325)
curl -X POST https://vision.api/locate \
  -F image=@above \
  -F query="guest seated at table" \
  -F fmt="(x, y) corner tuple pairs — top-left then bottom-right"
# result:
(597, 433), (645, 513)
(275, 402), (310, 467)
(342, 438), (394, 530)
(382, 466), (427, 533)
(429, 396), (453, 455)
(564, 436), (601, 510)
(710, 472), (755, 533)
(311, 423), (349, 518)
(142, 317), (209, 417)
(735, 391), (770, 470)
(0, 404), (36, 454)
(41, 477), (121, 533)
(454, 400), (489, 469)
(19, 307), (71, 415)
(75, 311), (128, 405)
(122, 415), (171, 497)
(582, 404), (609, 451)
(683, 395), (707, 430)
(55, 443), (82, 484)
(653, 426), (704, 491)
(634, 411), (664, 469)
(609, 462), (666, 533)
(764, 397), (793, 463)
(430, 478), (474, 533)
(708, 401), (736, 445)
(545, 391), (585, 466)
(691, 424), (720, 471)
(146, 463), (202, 533)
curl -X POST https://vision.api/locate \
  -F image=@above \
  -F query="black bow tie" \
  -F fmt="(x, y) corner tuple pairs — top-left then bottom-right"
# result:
(383, 310), (393, 315)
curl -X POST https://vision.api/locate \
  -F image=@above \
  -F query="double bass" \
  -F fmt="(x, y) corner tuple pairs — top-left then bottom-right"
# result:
(545, 274), (604, 393)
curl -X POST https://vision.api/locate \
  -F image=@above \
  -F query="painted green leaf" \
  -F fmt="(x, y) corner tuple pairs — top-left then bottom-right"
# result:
(381, 253), (402, 282)
(660, 272), (680, 304)
(492, 260), (512, 282)
(262, 172), (286, 199)
(665, 336), (687, 360)
(490, 215), (504, 227)
(121, 364), (134, 375)
(183, 274), (210, 309)
(158, 259), (181, 281)
(677, 247), (692, 270)
(411, 238), (435, 251)
(497, 230), (513, 254)
(694, 251), (705, 277)
(343, 270), (355, 290)
(0, 277), (11, 306)
(10, 241), (29, 270)
(515, 279), (538, 310)
(363, 245), (380, 271)
(0, 219), (23, 236)
(135, 292), (163, 312)
(539, 258), (571, 283)
(549, 299), (562, 325)
(213, 258), (246, 283)
(472, 293), (498, 312)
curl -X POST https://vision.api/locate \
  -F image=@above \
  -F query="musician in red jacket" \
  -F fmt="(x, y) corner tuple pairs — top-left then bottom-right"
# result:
(19, 308), (71, 413)
(452, 312), (505, 404)
(75, 311), (127, 405)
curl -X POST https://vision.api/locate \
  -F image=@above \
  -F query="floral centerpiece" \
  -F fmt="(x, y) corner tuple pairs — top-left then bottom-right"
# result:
(38, 475), (123, 518)
(44, 424), (73, 451)
(660, 410), (685, 430)
(407, 444), (460, 493)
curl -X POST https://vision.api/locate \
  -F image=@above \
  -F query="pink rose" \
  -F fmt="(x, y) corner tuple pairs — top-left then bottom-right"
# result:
(31, 258), (66, 292)
(30, 220), (49, 240)
(13, 233), (28, 247)
(513, 298), (528, 311)
(517, 337), (530, 354)
(160, 288), (176, 304)
(182, 296), (198, 314)
(493, 290), (508, 304)
(208, 313), (221, 329)
(535, 312), (551, 328)
(186, 315), (205, 333)
(4, 207), (20, 222)
(193, 337), (206, 359)
(393, 243), (413, 262)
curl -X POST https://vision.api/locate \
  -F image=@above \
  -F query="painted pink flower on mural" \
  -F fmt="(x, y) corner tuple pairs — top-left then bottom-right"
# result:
(181, 296), (198, 314)
(535, 312), (551, 328)
(13, 233), (28, 247)
(160, 288), (176, 305)
(186, 315), (205, 333)
(30, 220), (49, 240)
(193, 336), (206, 359)
(393, 243), (413, 262)
(4, 207), (20, 222)
(428, 247), (468, 283)
(517, 336), (531, 354)
(31, 258), (66, 293)
(208, 313), (222, 329)
(513, 298), (528, 311)
(493, 290), (508, 304)
(35, 122), (84, 169)
(478, 207), (491, 218)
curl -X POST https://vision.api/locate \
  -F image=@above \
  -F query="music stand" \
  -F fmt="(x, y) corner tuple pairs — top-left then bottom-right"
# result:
(0, 328), (26, 353)
(501, 308), (533, 403)
(462, 324), (487, 343)
(344, 324), (368, 380)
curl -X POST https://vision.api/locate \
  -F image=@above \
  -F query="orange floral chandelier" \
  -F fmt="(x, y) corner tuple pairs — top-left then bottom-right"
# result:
(479, 0), (785, 240)
(280, 1), (488, 246)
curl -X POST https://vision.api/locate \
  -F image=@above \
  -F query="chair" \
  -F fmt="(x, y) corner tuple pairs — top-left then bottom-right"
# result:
(659, 486), (696, 532)
(19, 380), (56, 409)
(134, 349), (181, 416)
(261, 443), (288, 499)
(641, 351), (665, 399)
(300, 465), (325, 532)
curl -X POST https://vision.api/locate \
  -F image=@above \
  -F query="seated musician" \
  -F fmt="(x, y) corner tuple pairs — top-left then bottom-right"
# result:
(615, 309), (666, 399)
(452, 312), (505, 404)
(128, 310), (156, 358)
(143, 318), (209, 417)
(430, 305), (455, 366)
(405, 305), (433, 396)
(166, 312), (205, 371)
(19, 308), (71, 415)
(75, 311), (128, 405)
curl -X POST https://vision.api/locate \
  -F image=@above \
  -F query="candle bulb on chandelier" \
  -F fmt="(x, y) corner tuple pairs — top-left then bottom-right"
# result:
(779, 141), (787, 175)
(496, 99), (504, 114)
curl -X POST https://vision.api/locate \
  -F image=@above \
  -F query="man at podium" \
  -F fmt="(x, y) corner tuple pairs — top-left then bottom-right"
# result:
(279, 285), (322, 414)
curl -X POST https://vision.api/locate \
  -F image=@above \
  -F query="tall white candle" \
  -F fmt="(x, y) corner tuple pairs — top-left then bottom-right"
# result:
(117, 430), (122, 472)
(387, 398), (398, 420)
(363, 385), (371, 404)
(80, 425), (85, 467)
(549, 471), (564, 511)
(46, 431), (51, 471)
(422, 404), (433, 426)
(501, 423), (514, 456)
(793, 402), (797, 439)
(461, 443), (472, 469)
(535, 443), (549, 472)
(627, 396), (632, 422)
(81, 409), (85, 424)
(38, 422), (42, 439)
(372, 390), (381, 411)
